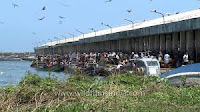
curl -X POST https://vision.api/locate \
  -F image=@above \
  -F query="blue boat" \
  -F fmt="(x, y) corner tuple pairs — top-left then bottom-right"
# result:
(160, 63), (200, 86)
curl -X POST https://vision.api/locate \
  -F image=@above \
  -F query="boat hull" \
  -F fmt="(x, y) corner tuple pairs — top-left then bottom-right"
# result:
(166, 73), (200, 86)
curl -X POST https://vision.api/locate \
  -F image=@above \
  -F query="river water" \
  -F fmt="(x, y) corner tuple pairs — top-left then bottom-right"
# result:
(0, 61), (70, 87)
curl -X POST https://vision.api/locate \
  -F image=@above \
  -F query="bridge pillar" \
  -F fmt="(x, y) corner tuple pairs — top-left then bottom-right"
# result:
(88, 43), (93, 52)
(108, 41), (111, 52)
(116, 40), (120, 52)
(166, 34), (172, 53)
(152, 36), (156, 52)
(60, 46), (64, 55)
(89, 43), (92, 52)
(172, 32), (179, 53)
(160, 34), (166, 52)
(144, 36), (149, 52)
(101, 42), (105, 52)
(135, 38), (139, 52)
(78, 44), (81, 53)
(114, 40), (118, 52)
(154, 35), (160, 53)
(119, 39), (126, 52)
(139, 37), (144, 52)
(180, 31), (186, 53)
(186, 30), (195, 60)
(131, 39), (135, 52)
(95, 42), (99, 52)
(110, 40), (115, 52)
(149, 36), (154, 52)
(195, 30), (200, 62)
(125, 39), (131, 53)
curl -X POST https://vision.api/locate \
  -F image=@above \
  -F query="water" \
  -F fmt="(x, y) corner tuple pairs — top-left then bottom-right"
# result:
(0, 61), (70, 87)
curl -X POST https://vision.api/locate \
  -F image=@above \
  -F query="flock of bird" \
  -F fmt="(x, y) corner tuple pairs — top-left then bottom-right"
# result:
(0, 1), (135, 42)
(0, 1), (68, 24)
(1, 0), (184, 47)
(0, 0), (134, 25)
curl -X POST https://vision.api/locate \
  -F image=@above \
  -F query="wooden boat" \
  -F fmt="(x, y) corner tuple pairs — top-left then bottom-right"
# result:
(31, 61), (64, 72)
(64, 62), (112, 76)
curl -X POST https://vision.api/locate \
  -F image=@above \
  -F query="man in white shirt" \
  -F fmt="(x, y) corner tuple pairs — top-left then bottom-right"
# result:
(164, 53), (170, 64)
(183, 52), (189, 65)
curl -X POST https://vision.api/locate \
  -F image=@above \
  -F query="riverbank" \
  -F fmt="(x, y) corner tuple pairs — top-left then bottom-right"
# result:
(0, 72), (200, 111)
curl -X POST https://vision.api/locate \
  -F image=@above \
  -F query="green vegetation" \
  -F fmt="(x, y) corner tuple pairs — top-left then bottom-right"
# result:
(0, 72), (200, 111)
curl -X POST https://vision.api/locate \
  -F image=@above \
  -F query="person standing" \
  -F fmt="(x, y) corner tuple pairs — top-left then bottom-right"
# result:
(164, 53), (170, 65)
(158, 51), (163, 63)
(175, 48), (183, 68)
(183, 52), (189, 65)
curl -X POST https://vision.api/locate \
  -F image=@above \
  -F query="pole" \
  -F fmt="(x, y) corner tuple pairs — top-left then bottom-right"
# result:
(124, 19), (134, 28)
(89, 28), (97, 36)
(101, 22), (112, 33)
(68, 33), (75, 41)
(76, 29), (84, 39)
(151, 10), (165, 24)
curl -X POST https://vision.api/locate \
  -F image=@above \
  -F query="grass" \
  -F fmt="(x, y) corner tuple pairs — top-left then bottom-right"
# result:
(0, 72), (200, 111)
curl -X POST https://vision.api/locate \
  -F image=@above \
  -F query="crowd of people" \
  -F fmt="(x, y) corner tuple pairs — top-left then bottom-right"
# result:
(34, 49), (194, 70)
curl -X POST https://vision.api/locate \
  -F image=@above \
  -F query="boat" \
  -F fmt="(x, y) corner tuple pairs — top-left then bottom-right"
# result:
(131, 57), (161, 76)
(31, 61), (64, 72)
(22, 56), (36, 61)
(0, 57), (22, 61)
(64, 62), (112, 76)
(160, 63), (200, 86)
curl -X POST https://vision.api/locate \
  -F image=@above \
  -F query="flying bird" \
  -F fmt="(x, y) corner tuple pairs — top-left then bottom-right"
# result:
(59, 16), (65, 19)
(32, 32), (36, 35)
(38, 17), (45, 20)
(58, 2), (69, 7)
(105, 0), (112, 3)
(60, 35), (65, 38)
(42, 6), (46, 11)
(12, 3), (19, 7)
(0, 22), (5, 24)
(175, 12), (179, 14)
(127, 9), (132, 13)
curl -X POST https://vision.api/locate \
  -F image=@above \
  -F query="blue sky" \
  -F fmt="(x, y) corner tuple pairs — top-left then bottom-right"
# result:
(0, 0), (199, 52)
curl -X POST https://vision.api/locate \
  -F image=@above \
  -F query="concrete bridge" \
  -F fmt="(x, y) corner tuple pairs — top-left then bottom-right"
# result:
(35, 9), (200, 62)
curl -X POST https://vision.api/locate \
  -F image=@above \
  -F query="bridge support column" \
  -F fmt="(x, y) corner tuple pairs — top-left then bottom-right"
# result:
(125, 39), (131, 53)
(172, 32), (179, 53)
(110, 41), (115, 52)
(186, 30), (195, 60)
(104, 41), (110, 52)
(144, 37), (149, 52)
(154, 35), (160, 53)
(131, 39), (136, 52)
(119, 39), (129, 52)
(180, 31), (186, 53)
(139, 37), (144, 52)
(160, 34), (166, 52)
(116, 40), (120, 52)
(166, 34), (172, 53)
(149, 36), (154, 52)
(195, 30), (200, 62)
(135, 38), (139, 52)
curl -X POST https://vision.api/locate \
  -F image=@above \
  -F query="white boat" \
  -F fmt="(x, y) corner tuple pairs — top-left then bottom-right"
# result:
(132, 57), (160, 76)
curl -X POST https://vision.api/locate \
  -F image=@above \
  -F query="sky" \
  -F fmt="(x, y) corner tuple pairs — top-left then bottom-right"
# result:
(0, 0), (199, 52)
